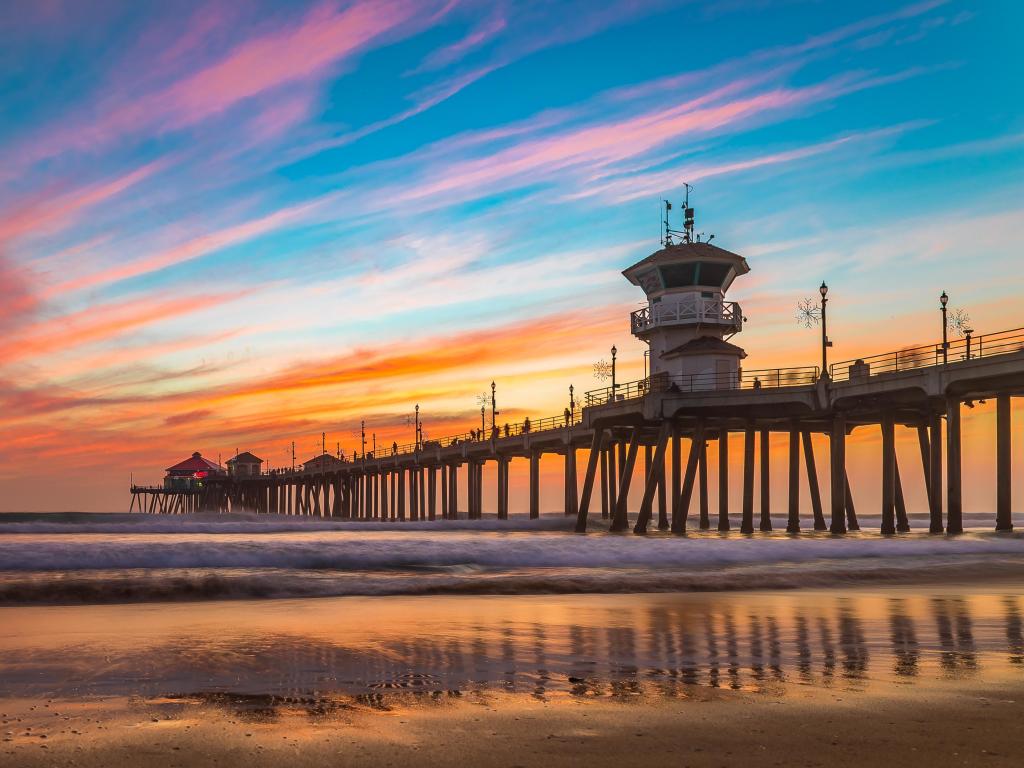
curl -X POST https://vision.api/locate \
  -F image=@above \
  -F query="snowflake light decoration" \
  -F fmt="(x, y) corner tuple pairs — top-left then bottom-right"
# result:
(949, 308), (972, 337)
(593, 359), (613, 381)
(796, 297), (821, 328)
(475, 393), (489, 409)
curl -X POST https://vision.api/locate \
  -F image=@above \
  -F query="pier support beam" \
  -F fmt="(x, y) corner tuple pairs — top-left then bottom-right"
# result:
(671, 423), (681, 528)
(498, 457), (510, 519)
(830, 416), (847, 534)
(997, 394), (1013, 531)
(741, 423), (755, 533)
(895, 457), (910, 532)
(599, 446), (609, 519)
(610, 429), (641, 532)
(787, 423), (800, 533)
(759, 428), (772, 532)
(449, 463), (459, 520)
(529, 451), (541, 519)
(575, 428), (606, 532)
(428, 467), (437, 520)
(917, 426), (933, 513)
(881, 413), (896, 534)
(565, 446), (578, 516)
(635, 423), (670, 534)
(929, 413), (944, 533)
(718, 429), (730, 532)
(397, 468), (406, 521)
(657, 440), (668, 531)
(698, 439), (710, 530)
(845, 471), (859, 531)
(674, 421), (705, 534)
(947, 398), (963, 534)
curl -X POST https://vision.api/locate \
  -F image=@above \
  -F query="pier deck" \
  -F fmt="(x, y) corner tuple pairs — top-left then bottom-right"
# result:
(131, 327), (1024, 534)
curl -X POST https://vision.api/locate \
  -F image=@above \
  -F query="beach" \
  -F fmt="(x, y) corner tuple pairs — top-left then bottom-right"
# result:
(2, 513), (1024, 766)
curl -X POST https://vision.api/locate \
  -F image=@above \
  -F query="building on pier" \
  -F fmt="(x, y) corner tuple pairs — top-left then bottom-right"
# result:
(164, 451), (224, 490)
(226, 451), (263, 478)
(302, 452), (345, 473)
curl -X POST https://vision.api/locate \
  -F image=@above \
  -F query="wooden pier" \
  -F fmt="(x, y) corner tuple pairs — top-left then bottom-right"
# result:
(130, 326), (1024, 534)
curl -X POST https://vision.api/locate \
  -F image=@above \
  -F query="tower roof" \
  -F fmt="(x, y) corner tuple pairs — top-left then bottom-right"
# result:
(661, 336), (747, 360)
(165, 451), (223, 473)
(623, 241), (750, 295)
(226, 451), (263, 465)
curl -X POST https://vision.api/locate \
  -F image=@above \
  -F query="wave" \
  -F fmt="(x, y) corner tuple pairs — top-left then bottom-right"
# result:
(1, 529), (1023, 572)
(0, 512), (576, 535)
(2, 556), (1023, 605)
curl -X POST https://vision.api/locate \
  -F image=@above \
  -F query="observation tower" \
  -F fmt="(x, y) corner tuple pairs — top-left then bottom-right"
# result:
(623, 195), (748, 389)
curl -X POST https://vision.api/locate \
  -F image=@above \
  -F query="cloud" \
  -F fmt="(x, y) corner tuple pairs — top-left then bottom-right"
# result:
(9, 0), (448, 167)
(0, 292), (237, 365)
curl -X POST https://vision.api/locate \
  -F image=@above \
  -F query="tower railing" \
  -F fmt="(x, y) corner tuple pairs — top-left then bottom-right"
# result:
(631, 298), (742, 334)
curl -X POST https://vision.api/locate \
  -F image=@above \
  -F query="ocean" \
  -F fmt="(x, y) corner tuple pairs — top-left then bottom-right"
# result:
(0, 511), (1022, 605)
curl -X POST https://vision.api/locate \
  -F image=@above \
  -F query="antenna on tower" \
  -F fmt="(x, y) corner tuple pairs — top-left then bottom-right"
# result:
(662, 199), (673, 246)
(683, 183), (695, 244)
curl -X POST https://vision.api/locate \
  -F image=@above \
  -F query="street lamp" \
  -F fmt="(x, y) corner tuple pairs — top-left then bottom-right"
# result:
(611, 345), (618, 398)
(940, 290), (949, 364)
(490, 381), (497, 432)
(569, 384), (575, 420)
(819, 281), (832, 374)
(415, 404), (420, 450)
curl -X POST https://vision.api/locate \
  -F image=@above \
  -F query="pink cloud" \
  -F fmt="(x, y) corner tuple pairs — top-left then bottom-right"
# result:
(12, 0), (447, 166)
(0, 292), (236, 365)
(0, 161), (164, 245)
(385, 77), (844, 209)
(46, 196), (326, 297)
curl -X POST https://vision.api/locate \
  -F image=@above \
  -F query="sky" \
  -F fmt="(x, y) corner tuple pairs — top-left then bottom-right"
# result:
(1, 0), (1022, 512)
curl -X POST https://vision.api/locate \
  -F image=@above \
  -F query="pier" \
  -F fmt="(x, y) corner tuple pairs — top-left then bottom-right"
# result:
(131, 212), (1024, 534)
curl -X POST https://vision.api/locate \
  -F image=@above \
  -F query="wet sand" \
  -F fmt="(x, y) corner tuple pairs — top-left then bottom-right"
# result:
(3, 684), (1023, 767)
(2, 586), (1024, 766)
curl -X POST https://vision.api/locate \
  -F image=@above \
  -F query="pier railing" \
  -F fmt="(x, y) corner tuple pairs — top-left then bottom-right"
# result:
(584, 366), (820, 407)
(829, 326), (1024, 382)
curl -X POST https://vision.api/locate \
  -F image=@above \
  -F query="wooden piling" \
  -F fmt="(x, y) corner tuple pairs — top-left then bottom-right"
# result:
(673, 421), (705, 534)
(759, 428), (771, 532)
(529, 452), (540, 519)
(787, 423), (800, 533)
(997, 394), (1013, 531)
(634, 423), (670, 534)
(610, 429), (641, 532)
(881, 412), (896, 534)
(575, 428), (606, 533)
(929, 413), (944, 533)
(718, 429), (730, 532)
(830, 416), (847, 534)
(946, 397), (963, 534)
(698, 438), (709, 530)
(741, 423), (755, 533)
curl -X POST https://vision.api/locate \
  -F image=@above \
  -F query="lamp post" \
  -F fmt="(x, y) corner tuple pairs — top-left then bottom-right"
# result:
(819, 281), (831, 374)
(360, 420), (366, 460)
(611, 345), (618, 399)
(569, 384), (575, 421)
(940, 290), (949, 364)
(414, 404), (420, 450)
(490, 381), (497, 432)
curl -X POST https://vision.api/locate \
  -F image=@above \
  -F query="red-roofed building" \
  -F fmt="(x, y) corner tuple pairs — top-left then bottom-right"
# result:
(164, 452), (225, 490)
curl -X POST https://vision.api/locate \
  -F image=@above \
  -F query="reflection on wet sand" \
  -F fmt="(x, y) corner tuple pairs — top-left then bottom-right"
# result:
(2, 591), (1023, 711)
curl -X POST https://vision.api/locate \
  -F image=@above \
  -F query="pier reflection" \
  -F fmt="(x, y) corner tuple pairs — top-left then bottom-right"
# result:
(2, 593), (1024, 707)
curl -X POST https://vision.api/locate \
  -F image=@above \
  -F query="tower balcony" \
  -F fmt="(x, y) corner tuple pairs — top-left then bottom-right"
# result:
(631, 298), (742, 336)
